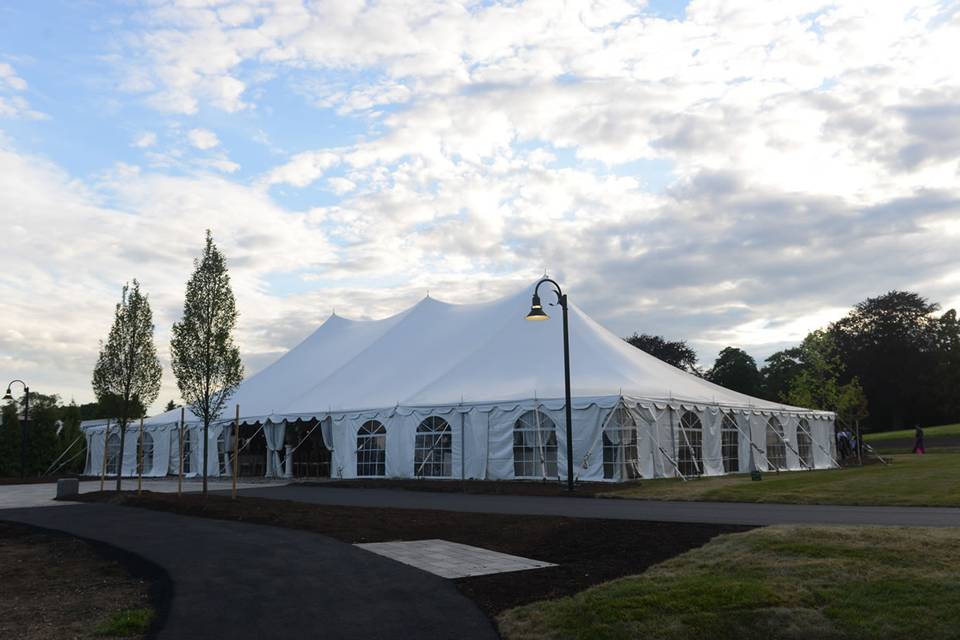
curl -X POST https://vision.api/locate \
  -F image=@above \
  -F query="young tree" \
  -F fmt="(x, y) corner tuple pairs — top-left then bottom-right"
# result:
(624, 333), (699, 373)
(170, 230), (244, 496)
(706, 347), (763, 396)
(92, 280), (162, 491)
(164, 399), (179, 412)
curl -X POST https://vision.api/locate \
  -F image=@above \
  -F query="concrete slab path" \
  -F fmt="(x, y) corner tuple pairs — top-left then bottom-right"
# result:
(234, 485), (960, 528)
(1, 503), (497, 640)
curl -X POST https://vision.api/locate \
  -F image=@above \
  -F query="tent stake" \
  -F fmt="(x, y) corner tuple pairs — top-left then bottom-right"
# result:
(232, 404), (239, 500)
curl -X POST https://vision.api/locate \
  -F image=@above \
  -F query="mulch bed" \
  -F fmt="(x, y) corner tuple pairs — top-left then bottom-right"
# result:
(0, 521), (167, 640)
(78, 491), (750, 617)
(302, 477), (637, 496)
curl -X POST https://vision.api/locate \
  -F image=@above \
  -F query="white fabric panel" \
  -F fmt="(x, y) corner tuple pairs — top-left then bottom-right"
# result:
(385, 412), (417, 479)
(737, 412), (755, 472)
(320, 417), (334, 451)
(168, 428), (183, 476)
(810, 418), (835, 469)
(556, 405), (603, 484)
(329, 415), (355, 479)
(577, 406), (612, 482)
(186, 425), (202, 478)
(205, 422), (224, 478)
(120, 425), (139, 476)
(148, 425), (171, 477)
(782, 415), (800, 470)
(263, 421), (286, 478)
(86, 430), (104, 476)
(629, 404), (657, 479)
(485, 405), (530, 480)
(701, 407), (724, 476)
(462, 409), (488, 480)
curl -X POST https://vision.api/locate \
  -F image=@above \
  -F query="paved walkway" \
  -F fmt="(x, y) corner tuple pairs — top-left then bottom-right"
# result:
(0, 478), (286, 510)
(234, 485), (960, 527)
(1, 503), (496, 640)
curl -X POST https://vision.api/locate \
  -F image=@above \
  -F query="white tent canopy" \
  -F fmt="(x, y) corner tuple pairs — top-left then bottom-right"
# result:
(83, 281), (836, 481)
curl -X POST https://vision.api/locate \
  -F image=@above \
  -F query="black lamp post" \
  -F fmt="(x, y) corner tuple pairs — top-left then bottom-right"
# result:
(525, 278), (575, 492)
(3, 380), (30, 478)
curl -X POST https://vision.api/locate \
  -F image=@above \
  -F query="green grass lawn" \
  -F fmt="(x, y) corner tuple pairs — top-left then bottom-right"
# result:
(498, 525), (960, 640)
(864, 423), (960, 442)
(604, 453), (960, 506)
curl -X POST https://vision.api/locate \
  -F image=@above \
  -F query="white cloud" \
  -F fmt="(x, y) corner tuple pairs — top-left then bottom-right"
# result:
(0, 61), (44, 119)
(263, 150), (340, 187)
(132, 131), (157, 148)
(187, 128), (220, 150)
(6, 0), (960, 408)
(0, 62), (27, 91)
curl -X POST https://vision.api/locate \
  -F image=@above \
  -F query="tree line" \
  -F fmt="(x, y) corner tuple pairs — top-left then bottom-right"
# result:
(1, 230), (243, 489)
(626, 290), (959, 432)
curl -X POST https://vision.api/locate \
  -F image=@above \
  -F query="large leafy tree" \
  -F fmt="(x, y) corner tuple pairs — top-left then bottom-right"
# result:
(624, 333), (699, 373)
(170, 230), (244, 496)
(706, 347), (763, 396)
(760, 347), (803, 402)
(830, 291), (939, 429)
(92, 280), (162, 491)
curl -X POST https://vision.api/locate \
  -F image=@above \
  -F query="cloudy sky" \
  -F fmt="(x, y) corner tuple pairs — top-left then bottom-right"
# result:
(1, 0), (959, 411)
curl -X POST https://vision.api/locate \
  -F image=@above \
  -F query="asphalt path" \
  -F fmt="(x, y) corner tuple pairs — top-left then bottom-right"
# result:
(1, 503), (496, 640)
(232, 485), (960, 528)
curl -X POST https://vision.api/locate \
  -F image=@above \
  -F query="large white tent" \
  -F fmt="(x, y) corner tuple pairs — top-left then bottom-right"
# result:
(82, 282), (837, 482)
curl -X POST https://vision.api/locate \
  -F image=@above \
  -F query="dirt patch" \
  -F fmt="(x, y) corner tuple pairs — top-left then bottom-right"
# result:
(78, 490), (749, 617)
(0, 521), (167, 640)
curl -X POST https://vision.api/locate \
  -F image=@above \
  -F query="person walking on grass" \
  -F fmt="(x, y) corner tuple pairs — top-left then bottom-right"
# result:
(912, 425), (925, 455)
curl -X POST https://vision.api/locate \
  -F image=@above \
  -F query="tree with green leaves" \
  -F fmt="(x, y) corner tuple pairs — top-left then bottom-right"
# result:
(624, 333), (699, 373)
(92, 280), (162, 491)
(170, 230), (244, 496)
(706, 347), (763, 396)
(831, 291), (939, 429)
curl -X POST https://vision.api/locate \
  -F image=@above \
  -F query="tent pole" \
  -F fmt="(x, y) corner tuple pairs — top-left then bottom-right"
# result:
(100, 419), (110, 492)
(137, 417), (143, 495)
(178, 407), (184, 497)
(232, 405), (239, 500)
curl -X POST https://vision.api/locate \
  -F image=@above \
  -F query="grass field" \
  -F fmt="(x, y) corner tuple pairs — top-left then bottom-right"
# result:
(864, 423), (960, 442)
(605, 453), (960, 506)
(498, 525), (960, 640)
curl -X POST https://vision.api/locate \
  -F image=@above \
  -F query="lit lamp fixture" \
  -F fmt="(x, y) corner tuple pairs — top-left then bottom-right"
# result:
(525, 278), (574, 491)
(4, 380), (30, 479)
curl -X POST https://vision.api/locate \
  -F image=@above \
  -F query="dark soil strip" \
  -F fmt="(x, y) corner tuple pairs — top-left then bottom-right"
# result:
(300, 477), (633, 496)
(0, 520), (172, 640)
(78, 491), (749, 617)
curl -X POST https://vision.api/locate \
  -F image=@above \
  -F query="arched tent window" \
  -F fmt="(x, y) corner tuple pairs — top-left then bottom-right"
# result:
(797, 418), (813, 469)
(415, 416), (452, 478)
(139, 432), (154, 475)
(603, 406), (639, 481)
(721, 413), (739, 473)
(766, 416), (787, 471)
(106, 432), (121, 476)
(677, 411), (703, 476)
(357, 420), (387, 477)
(513, 410), (558, 479)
